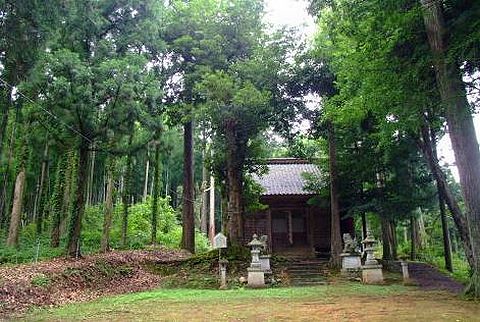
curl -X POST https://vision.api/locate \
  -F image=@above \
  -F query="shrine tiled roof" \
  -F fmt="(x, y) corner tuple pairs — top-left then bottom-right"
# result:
(253, 158), (320, 196)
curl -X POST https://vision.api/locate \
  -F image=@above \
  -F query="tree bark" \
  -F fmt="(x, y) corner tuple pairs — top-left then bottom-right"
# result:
(417, 124), (474, 267)
(181, 121), (195, 253)
(34, 139), (49, 235)
(66, 140), (89, 257)
(200, 148), (208, 234)
(328, 122), (342, 268)
(209, 174), (216, 243)
(51, 156), (66, 248)
(410, 215), (417, 260)
(100, 163), (114, 253)
(381, 216), (397, 260)
(121, 156), (132, 248)
(151, 143), (161, 243)
(143, 150), (150, 203)
(439, 190), (453, 272)
(6, 167), (26, 247)
(421, 0), (480, 296)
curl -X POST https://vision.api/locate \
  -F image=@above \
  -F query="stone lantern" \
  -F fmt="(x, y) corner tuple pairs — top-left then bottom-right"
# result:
(247, 234), (265, 288)
(361, 230), (384, 284)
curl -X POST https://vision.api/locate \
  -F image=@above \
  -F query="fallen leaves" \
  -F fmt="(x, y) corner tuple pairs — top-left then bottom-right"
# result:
(0, 248), (190, 318)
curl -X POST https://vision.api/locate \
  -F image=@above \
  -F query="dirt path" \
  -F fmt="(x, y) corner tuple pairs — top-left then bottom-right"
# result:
(408, 262), (464, 294)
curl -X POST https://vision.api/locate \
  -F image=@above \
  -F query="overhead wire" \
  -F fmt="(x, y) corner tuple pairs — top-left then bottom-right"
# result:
(0, 76), (94, 144)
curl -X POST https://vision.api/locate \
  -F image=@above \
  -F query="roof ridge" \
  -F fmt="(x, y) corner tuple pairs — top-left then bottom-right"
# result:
(266, 158), (311, 165)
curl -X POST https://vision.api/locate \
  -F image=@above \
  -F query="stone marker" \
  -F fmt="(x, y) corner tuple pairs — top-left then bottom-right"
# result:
(213, 233), (227, 249)
(213, 233), (228, 289)
(400, 261), (410, 283)
(361, 230), (384, 284)
(247, 234), (265, 288)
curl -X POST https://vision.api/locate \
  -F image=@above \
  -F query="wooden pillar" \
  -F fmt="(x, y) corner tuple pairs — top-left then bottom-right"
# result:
(308, 207), (315, 255)
(267, 208), (272, 253)
(288, 210), (293, 246)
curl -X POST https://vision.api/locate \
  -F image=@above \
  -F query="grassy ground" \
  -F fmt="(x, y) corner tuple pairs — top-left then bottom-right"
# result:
(24, 283), (480, 322)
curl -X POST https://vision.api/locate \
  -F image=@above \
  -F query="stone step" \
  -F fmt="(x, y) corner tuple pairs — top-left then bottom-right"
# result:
(291, 280), (328, 286)
(291, 276), (325, 282)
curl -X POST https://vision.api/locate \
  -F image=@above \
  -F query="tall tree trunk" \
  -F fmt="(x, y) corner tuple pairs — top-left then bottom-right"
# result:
(6, 167), (26, 247)
(225, 162), (244, 245)
(200, 148), (208, 234)
(430, 126), (454, 272)
(34, 139), (49, 235)
(381, 216), (397, 260)
(209, 174), (215, 243)
(417, 124), (473, 267)
(422, 0), (480, 296)
(181, 121), (195, 253)
(86, 148), (95, 206)
(0, 94), (9, 163)
(410, 215), (417, 260)
(0, 107), (19, 229)
(66, 140), (89, 257)
(439, 190), (453, 272)
(60, 150), (77, 237)
(51, 156), (66, 247)
(100, 161), (114, 253)
(151, 143), (161, 243)
(121, 156), (132, 248)
(328, 122), (342, 268)
(143, 150), (150, 203)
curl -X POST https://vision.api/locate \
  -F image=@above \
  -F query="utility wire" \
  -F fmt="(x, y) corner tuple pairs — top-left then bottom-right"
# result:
(0, 76), (94, 144)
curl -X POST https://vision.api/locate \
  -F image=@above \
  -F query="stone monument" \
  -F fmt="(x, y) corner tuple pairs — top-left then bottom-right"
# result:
(361, 230), (384, 284)
(259, 235), (272, 274)
(340, 233), (361, 277)
(247, 234), (265, 288)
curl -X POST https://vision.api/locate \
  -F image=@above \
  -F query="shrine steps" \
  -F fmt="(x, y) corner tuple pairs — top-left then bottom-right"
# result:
(286, 259), (329, 286)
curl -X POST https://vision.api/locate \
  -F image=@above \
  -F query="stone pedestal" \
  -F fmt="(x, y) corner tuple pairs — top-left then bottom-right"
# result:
(259, 255), (271, 274)
(361, 230), (384, 284)
(247, 267), (265, 288)
(362, 265), (384, 284)
(341, 253), (361, 276)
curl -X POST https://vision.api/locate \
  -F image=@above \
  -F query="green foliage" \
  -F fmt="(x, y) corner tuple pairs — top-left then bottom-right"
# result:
(80, 197), (209, 253)
(31, 274), (51, 288)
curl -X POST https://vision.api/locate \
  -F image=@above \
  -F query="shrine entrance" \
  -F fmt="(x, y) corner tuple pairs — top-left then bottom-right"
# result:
(271, 208), (308, 251)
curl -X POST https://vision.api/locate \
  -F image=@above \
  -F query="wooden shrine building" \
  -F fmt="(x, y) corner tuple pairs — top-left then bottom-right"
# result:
(243, 158), (353, 258)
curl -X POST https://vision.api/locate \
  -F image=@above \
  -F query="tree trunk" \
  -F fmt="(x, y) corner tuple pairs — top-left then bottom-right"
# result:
(209, 174), (216, 243)
(51, 156), (66, 248)
(60, 150), (77, 237)
(6, 167), (26, 247)
(410, 215), (417, 261)
(181, 121), (195, 253)
(66, 140), (89, 257)
(422, 0), (480, 296)
(100, 163), (114, 253)
(225, 163), (244, 245)
(381, 216), (397, 260)
(121, 157), (132, 248)
(417, 124), (473, 267)
(328, 122), (342, 267)
(34, 139), (49, 235)
(143, 151), (150, 203)
(200, 148), (208, 234)
(439, 190), (453, 272)
(151, 143), (161, 243)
